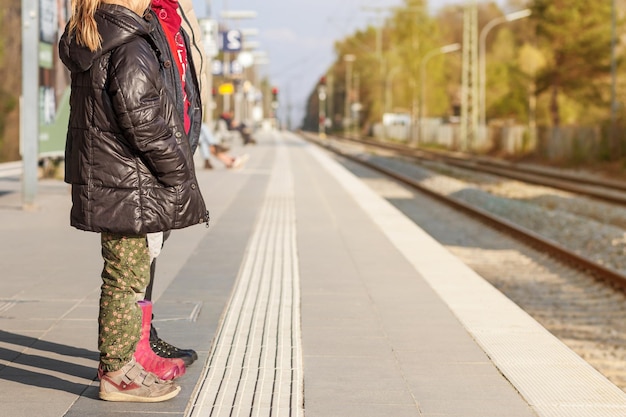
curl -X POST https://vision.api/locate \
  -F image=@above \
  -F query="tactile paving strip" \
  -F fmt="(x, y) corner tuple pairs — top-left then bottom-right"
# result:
(188, 138), (304, 417)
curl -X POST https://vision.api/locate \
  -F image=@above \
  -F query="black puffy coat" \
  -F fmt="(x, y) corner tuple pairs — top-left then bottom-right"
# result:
(59, 4), (208, 235)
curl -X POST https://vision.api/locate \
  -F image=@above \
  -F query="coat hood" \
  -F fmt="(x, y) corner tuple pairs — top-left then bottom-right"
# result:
(59, 4), (152, 73)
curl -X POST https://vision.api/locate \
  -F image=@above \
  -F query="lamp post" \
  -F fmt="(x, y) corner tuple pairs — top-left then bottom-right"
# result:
(343, 54), (355, 136)
(420, 43), (461, 144)
(199, 18), (219, 123)
(219, 10), (257, 122)
(479, 9), (531, 137)
(318, 77), (327, 138)
(21, 0), (39, 208)
(381, 66), (402, 141)
(385, 66), (402, 114)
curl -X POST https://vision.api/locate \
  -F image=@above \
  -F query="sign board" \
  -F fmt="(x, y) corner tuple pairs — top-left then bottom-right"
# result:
(39, 87), (70, 157)
(211, 60), (224, 76)
(199, 18), (219, 58)
(220, 30), (242, 52)
(211, 60), (244, 76)
(37, 0), (69, 157)
(230, 60), (243, 75)
(218, 83), (234, 95)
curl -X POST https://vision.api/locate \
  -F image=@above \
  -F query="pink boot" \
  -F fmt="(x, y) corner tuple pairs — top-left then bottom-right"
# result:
(134, 300), (185, 380)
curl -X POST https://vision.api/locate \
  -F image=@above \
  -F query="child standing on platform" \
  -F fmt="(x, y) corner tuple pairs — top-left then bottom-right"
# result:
(142, 0), (207, 367)
(59, 0), (208, 402)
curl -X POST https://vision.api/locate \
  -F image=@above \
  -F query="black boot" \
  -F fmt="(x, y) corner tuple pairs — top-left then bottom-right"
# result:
(149, 324), (198, 366)
(146, 244), (197, 366)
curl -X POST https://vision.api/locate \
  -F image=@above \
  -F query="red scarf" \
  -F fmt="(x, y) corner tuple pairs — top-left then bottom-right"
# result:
(152, 0), (191, 133)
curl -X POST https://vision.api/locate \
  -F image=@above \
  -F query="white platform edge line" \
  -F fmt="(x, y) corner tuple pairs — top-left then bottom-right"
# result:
(298, 134), (626, 416)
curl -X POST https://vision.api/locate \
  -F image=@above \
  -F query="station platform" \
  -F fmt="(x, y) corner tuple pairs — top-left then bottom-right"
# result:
(2, 130), (626, 417)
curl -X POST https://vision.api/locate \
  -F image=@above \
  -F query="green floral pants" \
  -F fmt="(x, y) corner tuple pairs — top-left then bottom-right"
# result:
(98, 233), (150, 372)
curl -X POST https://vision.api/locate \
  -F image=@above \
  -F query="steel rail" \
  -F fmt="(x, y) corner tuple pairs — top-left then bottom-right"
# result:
(335, 134), (626, 205)
(302, 132), (626, 292)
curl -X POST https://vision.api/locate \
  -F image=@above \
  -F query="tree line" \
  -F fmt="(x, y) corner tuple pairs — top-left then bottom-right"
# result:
(302, 0), (626, 158)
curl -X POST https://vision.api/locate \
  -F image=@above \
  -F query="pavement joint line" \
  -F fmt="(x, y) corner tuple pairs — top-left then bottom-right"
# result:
(0, 301), (18, 313)
(187, 134), (304, 417)
(152, 301), (203, 323)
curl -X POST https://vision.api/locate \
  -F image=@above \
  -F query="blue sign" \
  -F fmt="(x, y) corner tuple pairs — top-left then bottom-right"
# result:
(220, 30), (242, 52)
(211, 60), (244, 76)
(211, 60), (223, 75)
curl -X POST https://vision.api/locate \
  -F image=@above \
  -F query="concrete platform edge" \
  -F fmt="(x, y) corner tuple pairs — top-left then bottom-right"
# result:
(303, 137), (626, 417)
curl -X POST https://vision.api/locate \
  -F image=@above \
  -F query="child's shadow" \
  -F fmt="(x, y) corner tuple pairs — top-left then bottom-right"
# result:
(0, 329), (99, 397)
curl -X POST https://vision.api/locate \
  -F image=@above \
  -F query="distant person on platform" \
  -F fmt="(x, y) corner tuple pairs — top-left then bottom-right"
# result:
(220, 111), (257, 145)
(199, 122), (248, 169)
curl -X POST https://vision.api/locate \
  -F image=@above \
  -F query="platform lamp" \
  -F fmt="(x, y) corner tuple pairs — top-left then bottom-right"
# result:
(219, 10), (257, 121)
(318, 76), (327, 139)
(479, 9), (531, 138)
(250, 51), (269, 125)
(199, 18), (219, 123)
(235, 28), (259, 127)
(419, 43), (461, 144)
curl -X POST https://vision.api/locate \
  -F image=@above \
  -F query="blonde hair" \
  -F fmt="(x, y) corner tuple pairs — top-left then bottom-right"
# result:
(68, 0), (152, 51)
(68, 0), (102, 52)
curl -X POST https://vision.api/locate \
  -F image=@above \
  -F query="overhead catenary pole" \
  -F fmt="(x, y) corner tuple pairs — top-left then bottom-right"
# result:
(362, 6), (387, 126)
(610, 0), (619, 158)
(343, 54), (355, 136)
(460, 0), (478, 151)
(318, 77), (327, 138)
(21, 0), (39, 208)
(326, 72), (334, 132)
(353, 74), (360, 137)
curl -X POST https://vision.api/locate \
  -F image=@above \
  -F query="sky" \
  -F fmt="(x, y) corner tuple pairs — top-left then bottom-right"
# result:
(191, 0), (497, 127)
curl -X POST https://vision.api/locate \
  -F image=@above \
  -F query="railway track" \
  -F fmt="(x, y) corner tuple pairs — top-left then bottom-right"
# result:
(300, 131), (626, 391)
(304, 132), (626, 291)
(336, 134), (626, 205)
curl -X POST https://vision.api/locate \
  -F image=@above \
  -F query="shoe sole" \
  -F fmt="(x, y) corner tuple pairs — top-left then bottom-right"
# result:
(158, 353), (196, 366)
(180, 355), (195, 366)
(99, 385), (181, 402)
